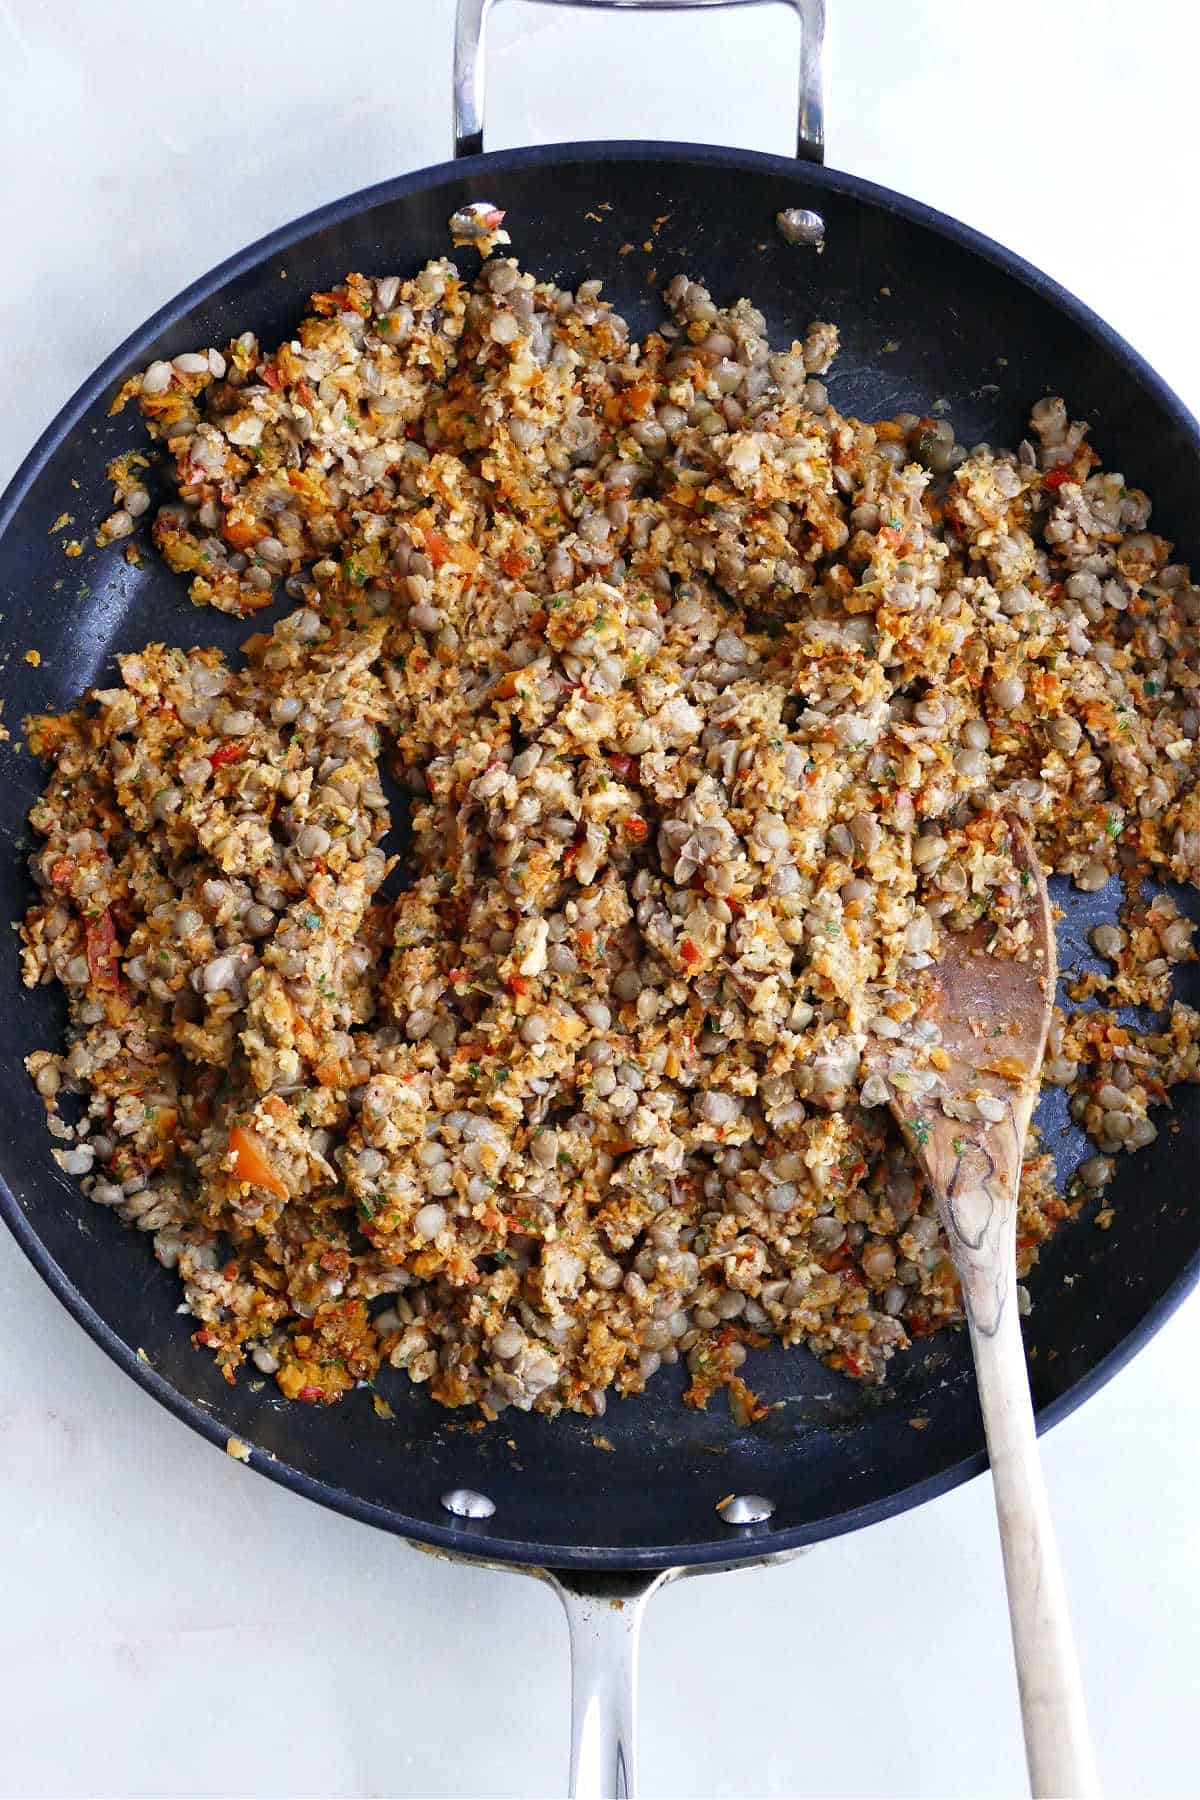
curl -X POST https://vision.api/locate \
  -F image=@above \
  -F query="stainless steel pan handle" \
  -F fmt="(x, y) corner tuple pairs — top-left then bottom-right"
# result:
(427, 1549), (793, 1800)
(545, 1569), (679, 1800)
(453, 0), (825, 162)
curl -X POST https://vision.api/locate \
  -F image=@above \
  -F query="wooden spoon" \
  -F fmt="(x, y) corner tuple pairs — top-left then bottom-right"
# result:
(874, 820), (1100, 1798)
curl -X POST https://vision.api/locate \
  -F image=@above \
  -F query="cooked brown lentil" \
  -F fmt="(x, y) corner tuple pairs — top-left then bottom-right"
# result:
(20, 249), (1200, 1417)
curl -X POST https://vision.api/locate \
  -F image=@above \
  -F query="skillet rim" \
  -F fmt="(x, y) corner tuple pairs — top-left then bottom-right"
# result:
(1, 138), (1197, 1572)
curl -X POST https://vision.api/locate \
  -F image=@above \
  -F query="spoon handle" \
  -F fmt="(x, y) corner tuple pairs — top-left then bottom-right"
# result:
(968, 1291), (1101, 1798)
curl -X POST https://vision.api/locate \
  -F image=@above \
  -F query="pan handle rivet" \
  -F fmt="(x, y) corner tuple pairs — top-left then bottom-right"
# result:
(717, 1493), (776, 1526)
(776, 207), (826, 247)
(441, 1487), (496, 1520)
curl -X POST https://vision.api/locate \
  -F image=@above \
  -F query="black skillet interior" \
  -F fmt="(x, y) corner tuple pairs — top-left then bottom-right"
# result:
(1, 146), (1197, 1571)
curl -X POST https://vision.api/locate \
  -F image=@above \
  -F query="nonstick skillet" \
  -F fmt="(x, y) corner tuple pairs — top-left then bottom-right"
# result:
(1, 2), (1198, 1794)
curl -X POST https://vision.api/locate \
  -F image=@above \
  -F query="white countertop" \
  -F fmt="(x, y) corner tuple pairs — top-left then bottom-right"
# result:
(2, 3), (1198, 1795)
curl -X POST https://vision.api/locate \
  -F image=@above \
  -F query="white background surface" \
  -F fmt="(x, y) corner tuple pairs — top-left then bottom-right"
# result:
(1, 2), (1198, 1795)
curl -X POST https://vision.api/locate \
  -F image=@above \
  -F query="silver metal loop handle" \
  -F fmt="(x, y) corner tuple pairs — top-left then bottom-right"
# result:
(454, 0), (825, 163)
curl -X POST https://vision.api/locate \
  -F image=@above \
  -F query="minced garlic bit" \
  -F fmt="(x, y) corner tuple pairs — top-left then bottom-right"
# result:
(19, 252), (1200, 1422)
(24, 649), (41, 667)
(225, 1436), (252, 1462)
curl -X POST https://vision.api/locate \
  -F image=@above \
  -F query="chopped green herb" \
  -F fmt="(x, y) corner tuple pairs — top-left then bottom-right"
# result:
(912, 1117), (931, 1147)
(952, 1136), (965, 1156)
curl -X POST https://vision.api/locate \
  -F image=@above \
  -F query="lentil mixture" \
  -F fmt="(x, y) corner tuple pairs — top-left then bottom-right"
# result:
(21, 248), (1200, 1418)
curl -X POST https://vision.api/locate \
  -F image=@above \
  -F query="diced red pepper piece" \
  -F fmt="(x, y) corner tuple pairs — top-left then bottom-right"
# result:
(209, 742), (246, 769)
(85, 909), (122, 992)
(310, 289), (368, 318)
(222, 515), (269, 550)
(680, 939), (701, 967)
(228, 1124), (289, 1199)
(1042, 467), (1074, 490)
